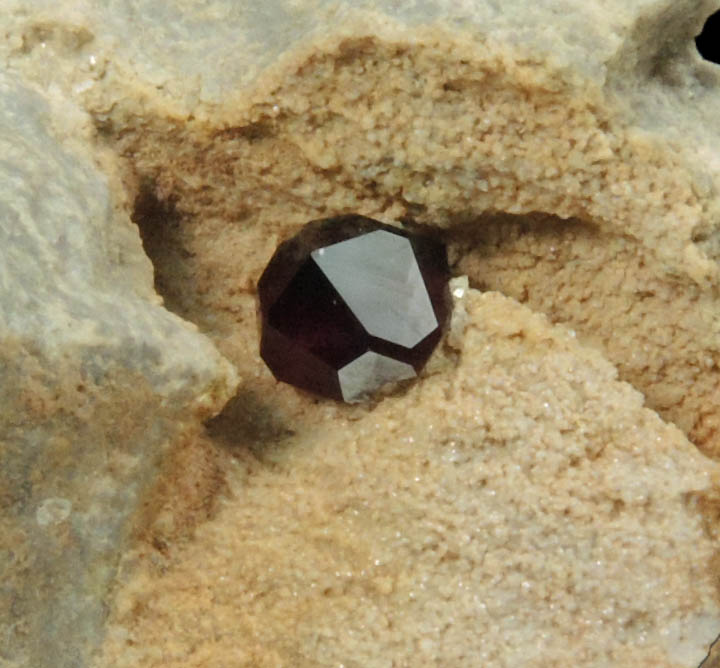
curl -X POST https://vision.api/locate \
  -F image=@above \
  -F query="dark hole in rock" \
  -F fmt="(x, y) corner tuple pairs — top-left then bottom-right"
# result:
(131, 183), (193, 317)
(212, 120), (275, 142)
(696, 10), (720, 64)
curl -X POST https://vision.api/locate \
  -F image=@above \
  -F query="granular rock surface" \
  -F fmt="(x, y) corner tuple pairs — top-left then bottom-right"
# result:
(1, 1), (720, 667)
(100, 291), (718, 667)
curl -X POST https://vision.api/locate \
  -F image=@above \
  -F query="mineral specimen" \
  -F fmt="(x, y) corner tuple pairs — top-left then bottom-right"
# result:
(257, 215), (450, 401)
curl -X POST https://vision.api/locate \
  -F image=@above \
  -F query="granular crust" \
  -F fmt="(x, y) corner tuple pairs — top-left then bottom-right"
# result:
(85, 25), (720, 668)
(98, 290), (719, 667)
(105, 32), (720, 456)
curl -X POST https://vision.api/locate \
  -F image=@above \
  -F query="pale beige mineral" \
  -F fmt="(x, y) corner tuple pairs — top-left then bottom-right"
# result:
(1, 1), (720, 667)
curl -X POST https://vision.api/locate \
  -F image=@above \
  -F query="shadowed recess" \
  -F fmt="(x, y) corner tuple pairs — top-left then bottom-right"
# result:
(205, 387), (295, 461)
(697, 10), (720, 65)
(131, 183), (192, 318)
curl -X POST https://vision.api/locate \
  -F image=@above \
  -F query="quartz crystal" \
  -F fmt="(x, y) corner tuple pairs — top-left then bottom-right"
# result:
(257, 215), (450, 402)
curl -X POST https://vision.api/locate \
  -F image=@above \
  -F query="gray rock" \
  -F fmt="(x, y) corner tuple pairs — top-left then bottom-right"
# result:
(0, 71), (237, 668)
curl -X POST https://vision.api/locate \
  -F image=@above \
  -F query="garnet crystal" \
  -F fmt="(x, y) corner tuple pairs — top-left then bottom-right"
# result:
(257, 214), (450, 402)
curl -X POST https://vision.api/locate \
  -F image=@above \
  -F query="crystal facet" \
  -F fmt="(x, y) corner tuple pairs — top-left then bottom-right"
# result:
(338, 351), (416, 403)
(257, 214), (450, 402)
(311, 231), (438, 348)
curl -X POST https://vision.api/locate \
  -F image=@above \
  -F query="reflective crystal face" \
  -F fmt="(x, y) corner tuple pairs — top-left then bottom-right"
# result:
(311, 231), (438, 348)
(338, 351), (416, 403)
(257, 214), (450, 402)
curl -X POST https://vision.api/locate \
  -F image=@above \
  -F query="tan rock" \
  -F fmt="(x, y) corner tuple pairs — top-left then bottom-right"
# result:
(99, 290), (720, 667)
(1, 1), (720, 666)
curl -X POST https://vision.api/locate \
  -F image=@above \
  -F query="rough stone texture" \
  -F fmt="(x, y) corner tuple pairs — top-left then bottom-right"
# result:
(13, 0), (716, 455)
(0, 70), (237, 668)
(1, 1), (720, 667)
(703, 634), (720, 668)
(99, 290), (719, 667)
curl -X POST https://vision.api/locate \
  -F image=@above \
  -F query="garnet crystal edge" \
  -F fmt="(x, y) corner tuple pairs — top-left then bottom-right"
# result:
(257, 215), (450, 402)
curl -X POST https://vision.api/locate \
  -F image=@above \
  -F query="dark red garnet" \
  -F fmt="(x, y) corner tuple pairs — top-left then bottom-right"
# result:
(257, 214), (450, 402)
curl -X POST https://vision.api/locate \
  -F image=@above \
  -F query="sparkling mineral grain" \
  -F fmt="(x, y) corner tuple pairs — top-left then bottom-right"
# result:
(257, 215), (450, 402)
